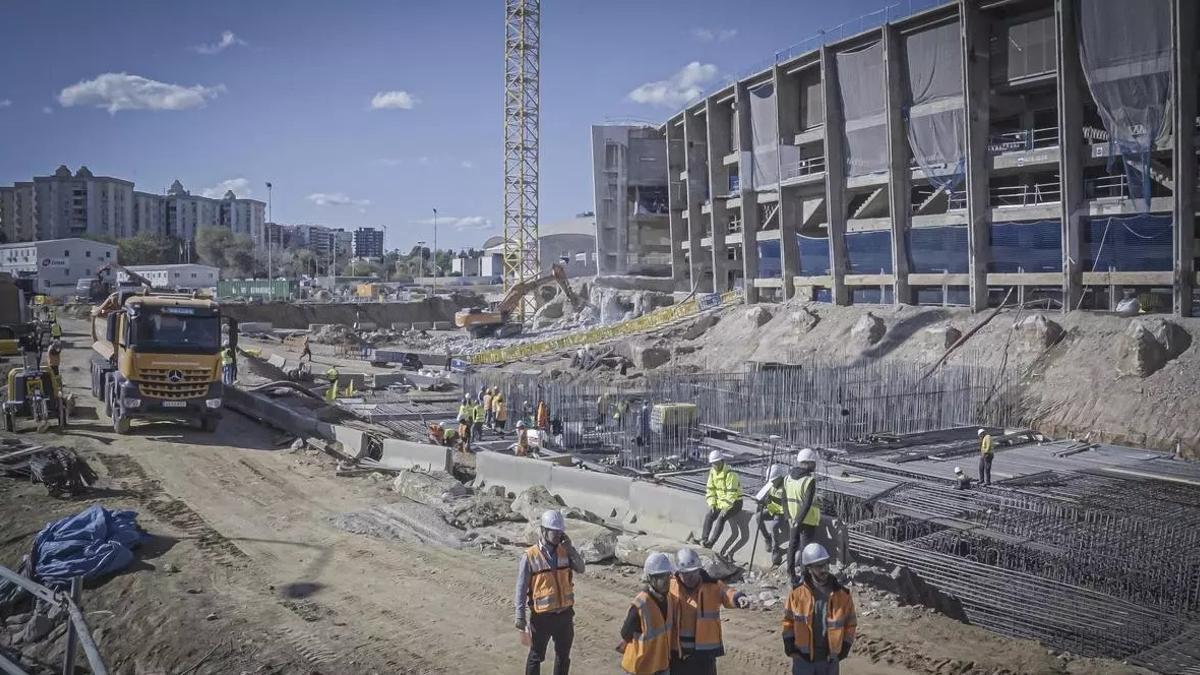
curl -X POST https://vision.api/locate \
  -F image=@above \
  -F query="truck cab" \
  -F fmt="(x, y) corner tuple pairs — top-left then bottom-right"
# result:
(91, 291), (235, 434)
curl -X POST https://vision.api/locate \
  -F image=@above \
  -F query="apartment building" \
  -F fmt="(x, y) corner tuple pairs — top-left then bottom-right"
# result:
(591, 125), (672, 277)
(353, 227), (385, 258)
(663, 0), (1197, 315)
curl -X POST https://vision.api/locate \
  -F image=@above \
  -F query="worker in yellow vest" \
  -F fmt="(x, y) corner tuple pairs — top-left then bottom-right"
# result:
(323, 365), (339, 401)
(786, 448), (822, 587)
(221, 345), (237, 385)
(669, 547), (750, 673)
(472, 398), (486, 441)
(50, 321), (62, 340)
(783, 543), (857, 674)
(457, 394), (473, 453)
(754, 464), (789, 567)
(617, 552), (674, 674)
(978, 428), (994, 486)
(514, 510), (585, 675)
(701, 450), (742, 550)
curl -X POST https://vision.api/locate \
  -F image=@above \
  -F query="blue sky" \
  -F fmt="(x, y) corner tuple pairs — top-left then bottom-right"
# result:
(0, 0), (904, 251)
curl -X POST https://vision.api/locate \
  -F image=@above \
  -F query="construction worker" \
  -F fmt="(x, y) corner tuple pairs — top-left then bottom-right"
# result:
(495, 393), (509, 431)
(754, 464), (789, 566)
(457, 394), (473, 453)
(220, 344), (237, 385)
(978, 428), (994, 486)
(954, 466), (974, 490)
(45, 340), (62, 380)
(669, 547), (750, 673)
(522, 400), (533, 427)
(617, 552), (675, 675)
(515, 510), (584, 675)
(472, 396), (486, 441)
(483, 388), (495, 429)
(701, 451), (742, 550)
(515, 420), (530, 457)
(324, 365), (340, 401)
(596, 394), (608, 428)
(536, 399), (549, 433)
(300, 335), (313, 364)
(49, 320), (62, 340)
(786, 448), (822, 587)
(783, 543), (857, 674)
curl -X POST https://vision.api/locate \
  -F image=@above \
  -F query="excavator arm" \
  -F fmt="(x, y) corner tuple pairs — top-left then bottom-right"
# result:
(495, 262), (573, 314)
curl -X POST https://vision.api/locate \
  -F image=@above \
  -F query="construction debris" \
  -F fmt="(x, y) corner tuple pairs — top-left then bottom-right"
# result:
(0, 444), (97, 497)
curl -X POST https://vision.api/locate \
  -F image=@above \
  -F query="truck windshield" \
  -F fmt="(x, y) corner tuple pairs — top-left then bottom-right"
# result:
(131, 310), (221, 354)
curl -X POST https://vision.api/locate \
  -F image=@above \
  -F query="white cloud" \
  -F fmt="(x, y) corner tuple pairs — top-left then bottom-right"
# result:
(192, 30), (246, 55)
(201, 178), (252, 199)
(307, 192), (370, 207)
(691, 27), (737, 43)
(42, 107), (53, 115)
(370, 90), (419, 110)
(0, 100), (11, 109)
(628, 62), (719, 108)
(413, 215), (492, 231)
(460, 160), (475, 169)
(376, 158), (404, 167)
(58, 73), (224, 113)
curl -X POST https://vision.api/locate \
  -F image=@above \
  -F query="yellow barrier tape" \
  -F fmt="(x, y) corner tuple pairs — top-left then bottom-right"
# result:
(470, 291), (740, 365)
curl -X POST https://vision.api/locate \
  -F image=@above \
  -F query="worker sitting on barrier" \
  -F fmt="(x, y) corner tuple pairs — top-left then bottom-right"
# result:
(754, 464), (790, 567)
(700, 451), (743, 551)
(786, 449), (822, 588)
(783, 543), (857, 675)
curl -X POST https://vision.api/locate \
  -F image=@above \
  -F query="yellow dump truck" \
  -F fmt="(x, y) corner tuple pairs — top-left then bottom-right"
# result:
(90, 285), (237, 434)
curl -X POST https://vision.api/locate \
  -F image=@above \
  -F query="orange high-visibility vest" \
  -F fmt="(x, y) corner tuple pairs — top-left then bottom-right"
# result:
(669, 577), (739, 653)
(526, 544), (574, 614)
(782, 582), (857, 661)
(621, 591), (672, 674)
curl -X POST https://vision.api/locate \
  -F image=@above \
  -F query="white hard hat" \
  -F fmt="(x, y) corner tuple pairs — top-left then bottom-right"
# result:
(707, 450), (725, 464)
(768, 464), (788, 481)
(954, 466), (964, 474)
(676, 547), (702, 572)
(796, 448), (818, 465)
(977, 428), (986, 437)
(516, 420), (526, 428)
(801, 542), (830, 566)
(464, 394), (471, 402)
(643, 552), (674, 578)
(540, 510), (565, 531)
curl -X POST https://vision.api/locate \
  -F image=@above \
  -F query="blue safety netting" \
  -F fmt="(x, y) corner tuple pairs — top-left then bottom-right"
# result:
(914, 286), (971, 305)
(906, 225), (970, 273)
(814, 288), (832, 303)
(1082, 214), (1173, 271)
(797, 234), (831, 276)
(988, 220), (1062, 273)
(757, 240), (783, 278)
(852, 287), (895, 304)
(846, 230), (893, 274)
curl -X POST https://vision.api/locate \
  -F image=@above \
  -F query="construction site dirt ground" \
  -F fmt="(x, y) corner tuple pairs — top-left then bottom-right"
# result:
(0, 320), (1152, 674)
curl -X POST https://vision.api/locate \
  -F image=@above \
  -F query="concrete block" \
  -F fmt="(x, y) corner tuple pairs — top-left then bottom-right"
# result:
(355, 321), (378, 331)
(239, 321), (274, 333)
(309, 323), (330, 332)
(432, 321), (452, 330)
(267, 353), (288, 370)
(370, 372), (409, 389)
(629, 481), (711, 542)
(475, 452), (553, 495)
(392, 322), (413, 332)
(411, 321), (433, 331)
(317, 423), (368, 459)
(548, 465), (633, 520)
(379, 439), (453, 473)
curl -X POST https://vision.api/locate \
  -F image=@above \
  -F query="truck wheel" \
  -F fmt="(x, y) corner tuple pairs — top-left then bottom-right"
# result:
(104, 381), (113, 418)
(2, 413), (13, 433)
(112, 407), (131, 434)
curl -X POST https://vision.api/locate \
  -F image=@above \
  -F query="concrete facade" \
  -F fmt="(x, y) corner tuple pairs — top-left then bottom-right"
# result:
(0, 238), (117, 297)
(591, 125), (672, 278)
(661, 0), (1199, 315)
(353, 227), (385, 258)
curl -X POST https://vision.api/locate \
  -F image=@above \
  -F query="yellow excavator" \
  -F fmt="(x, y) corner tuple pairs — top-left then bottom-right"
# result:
(454, 262), (584, 338)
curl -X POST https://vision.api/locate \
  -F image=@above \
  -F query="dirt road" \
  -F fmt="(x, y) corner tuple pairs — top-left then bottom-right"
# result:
(0, 319), (1144, 674)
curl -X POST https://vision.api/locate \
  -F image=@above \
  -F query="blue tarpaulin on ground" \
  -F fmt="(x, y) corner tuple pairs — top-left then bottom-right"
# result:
(33, 505), (146, 588)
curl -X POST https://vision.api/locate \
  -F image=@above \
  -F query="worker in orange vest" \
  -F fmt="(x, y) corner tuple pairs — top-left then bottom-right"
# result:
(783, 543), (857, 674)
(617, 552), (674, 674)
(669, 547), (750, 673)
(515, 510), (585, 675)
(515, 420), (530, 457)
(536, 399), (549, 432)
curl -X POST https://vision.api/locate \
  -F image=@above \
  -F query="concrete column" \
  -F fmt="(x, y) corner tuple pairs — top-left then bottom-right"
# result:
(666, 125), (690, 291)
(737, 82), (760, 303)
(683, 110), (712, 292)
(883, 25), (912, 305)
(1056, 0), (1085, 312)
(960, 0), (992, 311)
(820, 46), (850, 305)
(706, 98), (733, 293)
(1173, 0), (1197, 316)
(774, 64), (801, 299)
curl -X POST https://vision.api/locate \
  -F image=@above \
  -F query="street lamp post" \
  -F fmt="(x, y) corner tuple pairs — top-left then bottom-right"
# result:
(265, 181), (274, 300)
(416, 240), (427, 282)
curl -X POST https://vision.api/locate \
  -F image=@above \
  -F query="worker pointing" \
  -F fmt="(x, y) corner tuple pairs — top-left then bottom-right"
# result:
(669, 547), (750, 674)
(701, 450), (742, 551)
(617, 552), (675, 674)
(786, 449), (822, 587)
(783, 543), (857, 674)
(515, 509), (585, 675)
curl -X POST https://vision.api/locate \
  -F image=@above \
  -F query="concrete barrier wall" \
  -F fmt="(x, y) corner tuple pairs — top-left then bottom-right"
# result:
(548, 465), (633, 520)
(379, 439), (453, 473)
(475, 452), (553, 496)
(316, 423), (368, 459)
